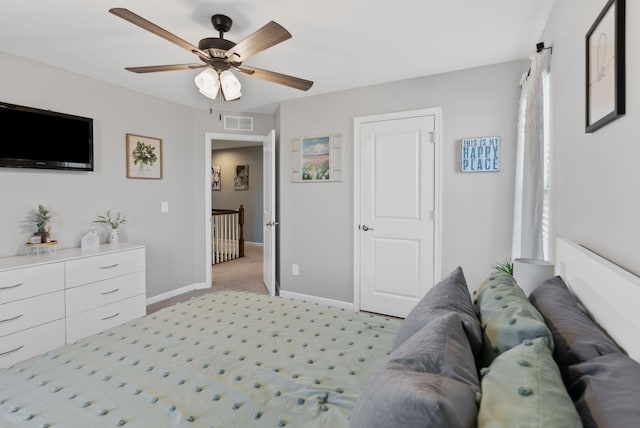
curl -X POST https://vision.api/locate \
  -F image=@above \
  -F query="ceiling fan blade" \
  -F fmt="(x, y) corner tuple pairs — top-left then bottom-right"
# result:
(236, 66), (313, 91)
(109, 8), (209, 59)
(125, 64), (206, 73)
(225, 21), (291, 62)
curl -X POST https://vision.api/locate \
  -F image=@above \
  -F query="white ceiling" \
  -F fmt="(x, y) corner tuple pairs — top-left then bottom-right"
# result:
(0, 0), (555, 114)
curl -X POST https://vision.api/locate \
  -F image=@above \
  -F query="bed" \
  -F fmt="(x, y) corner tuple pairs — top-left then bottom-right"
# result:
(0, 292), (400, 427)
(0, 237), (638, 427)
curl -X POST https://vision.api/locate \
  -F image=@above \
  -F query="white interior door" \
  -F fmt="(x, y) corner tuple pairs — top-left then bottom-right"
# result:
(357, 111), (439, 318)
(263, 130), (276, 296)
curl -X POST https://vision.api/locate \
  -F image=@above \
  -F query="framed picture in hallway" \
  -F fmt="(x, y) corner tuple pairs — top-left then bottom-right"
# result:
(234, 164), (249, 190)
(212, 166), (221, 191)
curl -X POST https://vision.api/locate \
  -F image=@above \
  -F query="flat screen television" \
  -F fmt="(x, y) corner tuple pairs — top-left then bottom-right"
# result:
(0, 101), (93, 171)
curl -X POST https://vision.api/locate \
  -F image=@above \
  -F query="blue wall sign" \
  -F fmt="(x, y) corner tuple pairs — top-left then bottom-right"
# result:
(461, 136), (500, 172)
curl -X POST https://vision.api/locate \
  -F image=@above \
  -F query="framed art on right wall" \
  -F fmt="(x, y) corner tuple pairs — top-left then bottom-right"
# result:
(585, 0), (625, 133)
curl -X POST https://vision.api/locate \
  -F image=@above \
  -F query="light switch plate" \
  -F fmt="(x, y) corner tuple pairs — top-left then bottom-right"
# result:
(161, 201), (169, 213)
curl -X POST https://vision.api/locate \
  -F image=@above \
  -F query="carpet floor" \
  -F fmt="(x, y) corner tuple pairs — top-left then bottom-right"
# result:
(146, 242), (267, 314)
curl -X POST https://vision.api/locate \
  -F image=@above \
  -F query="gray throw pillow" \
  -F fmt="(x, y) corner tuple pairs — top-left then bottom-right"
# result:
(529, 276), (622, 380)
(350, 312), (480, 428)
(568, 353), (640, 428)
(391, 266), (482, 358)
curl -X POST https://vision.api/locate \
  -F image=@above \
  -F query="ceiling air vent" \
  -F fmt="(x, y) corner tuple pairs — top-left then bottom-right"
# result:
(224, 115), (254, 131)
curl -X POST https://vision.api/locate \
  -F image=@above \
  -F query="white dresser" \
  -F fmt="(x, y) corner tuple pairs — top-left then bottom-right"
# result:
(0, 244), (145, 368)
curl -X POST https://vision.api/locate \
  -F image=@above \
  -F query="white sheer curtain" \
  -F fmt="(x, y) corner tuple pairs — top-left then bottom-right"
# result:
(512, 51), (551, 260)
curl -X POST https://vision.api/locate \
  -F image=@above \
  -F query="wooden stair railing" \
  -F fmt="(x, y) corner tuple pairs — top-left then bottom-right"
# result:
(211, 205), (244, 264)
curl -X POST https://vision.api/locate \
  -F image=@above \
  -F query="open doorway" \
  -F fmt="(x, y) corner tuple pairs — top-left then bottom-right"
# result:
(211, 141), (265, 293)
(203, 131), (277, 295)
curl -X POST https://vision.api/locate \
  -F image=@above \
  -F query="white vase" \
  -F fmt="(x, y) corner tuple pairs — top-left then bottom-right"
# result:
(513, 258), (555, 296)
(110, 228), (119, 246)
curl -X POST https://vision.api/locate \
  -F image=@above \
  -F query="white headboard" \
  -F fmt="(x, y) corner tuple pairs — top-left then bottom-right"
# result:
(555, 237), (640, 362)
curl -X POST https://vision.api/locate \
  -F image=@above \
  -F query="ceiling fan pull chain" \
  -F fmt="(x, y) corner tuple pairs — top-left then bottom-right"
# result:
(219, 92), (222, 121)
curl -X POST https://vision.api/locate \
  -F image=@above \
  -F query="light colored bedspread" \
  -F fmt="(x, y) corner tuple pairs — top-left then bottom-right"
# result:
(0, 291), (399, 427)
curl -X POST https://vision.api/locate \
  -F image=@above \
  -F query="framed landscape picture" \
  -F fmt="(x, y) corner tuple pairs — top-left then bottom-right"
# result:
(126, 133), (162, 179)
(291, 133), (342, 182)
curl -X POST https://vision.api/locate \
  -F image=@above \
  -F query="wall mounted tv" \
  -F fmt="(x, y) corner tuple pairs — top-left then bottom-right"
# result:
(0, 101), (93, 171)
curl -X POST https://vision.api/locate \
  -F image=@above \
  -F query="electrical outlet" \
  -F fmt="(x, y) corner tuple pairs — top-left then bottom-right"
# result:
(292, 264), (299, 276)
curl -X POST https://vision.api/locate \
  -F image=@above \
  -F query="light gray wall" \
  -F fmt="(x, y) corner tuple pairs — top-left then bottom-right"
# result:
(0, 52), (277, 299)
(278, 60), (528, 302)
(211, 146), (264, 243)
(0, 52), (196, 299)
(541, 0), (640, 276)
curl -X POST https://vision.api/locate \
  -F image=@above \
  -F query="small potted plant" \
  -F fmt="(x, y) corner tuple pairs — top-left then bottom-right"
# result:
(492, 258), (514, 276)
(94, 210), (126, 246)
(31, 204), (51, 243)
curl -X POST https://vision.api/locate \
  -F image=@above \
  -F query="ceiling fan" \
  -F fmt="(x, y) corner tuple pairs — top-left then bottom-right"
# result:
(108, 8), (313, 103)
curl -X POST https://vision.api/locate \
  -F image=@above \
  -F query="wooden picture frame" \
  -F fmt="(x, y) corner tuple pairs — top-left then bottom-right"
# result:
(126, 133), (162, 179)
(585, 0), (625, 133)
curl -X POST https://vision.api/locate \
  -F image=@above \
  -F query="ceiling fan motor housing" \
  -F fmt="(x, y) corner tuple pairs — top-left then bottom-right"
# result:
(211, 14), (232, 34)
(198, 37), (239, 71)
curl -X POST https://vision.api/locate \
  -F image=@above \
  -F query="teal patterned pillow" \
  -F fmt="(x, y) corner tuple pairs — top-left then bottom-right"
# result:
(474, 273), (552, 367)
(478, 337), (581, 428)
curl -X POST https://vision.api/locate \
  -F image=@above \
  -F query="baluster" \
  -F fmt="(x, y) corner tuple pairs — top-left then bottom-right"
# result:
(215, 216), (220, 264)
(224, 214), (229, 262)
(233, 212), (238, 259)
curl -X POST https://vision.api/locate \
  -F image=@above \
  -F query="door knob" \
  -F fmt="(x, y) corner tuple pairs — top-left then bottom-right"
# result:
(361, 225), (374, 231)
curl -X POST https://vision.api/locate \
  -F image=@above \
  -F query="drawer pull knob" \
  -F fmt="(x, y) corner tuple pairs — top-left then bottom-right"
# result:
(99, 264), (120, 269)
(0, 282), (23, 290)
(101, 312), (120, 321)
(0, 314), (24, 324)
(0, 345), (24, 357)
(100, 288), (120, 295)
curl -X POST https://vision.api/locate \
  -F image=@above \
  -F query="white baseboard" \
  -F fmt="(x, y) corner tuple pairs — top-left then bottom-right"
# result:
(279, 290), (355, 311)
(146, 282), (209, 305)
(245, 241), (263, 247)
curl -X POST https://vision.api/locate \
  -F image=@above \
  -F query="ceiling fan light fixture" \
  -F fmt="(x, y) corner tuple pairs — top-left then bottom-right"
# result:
(195, 68), (220, 99)
(219, 70), (242, 101)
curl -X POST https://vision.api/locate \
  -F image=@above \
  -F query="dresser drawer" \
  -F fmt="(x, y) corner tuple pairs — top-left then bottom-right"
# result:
(66, 294), (146, 343)
(0, 319), (65, 369)
(0, 290), (64, 337)
(66, 271), (145, 316)
(65, 248), (145, 288)
(0, 263), (64, 305)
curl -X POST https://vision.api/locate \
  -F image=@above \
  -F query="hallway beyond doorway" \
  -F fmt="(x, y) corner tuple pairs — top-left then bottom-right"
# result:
(212, 242), (266, 293)
(146, 242), (266, 315)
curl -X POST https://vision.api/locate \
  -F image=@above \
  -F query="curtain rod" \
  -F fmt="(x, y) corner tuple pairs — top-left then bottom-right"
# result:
(536, 42), (553, 54)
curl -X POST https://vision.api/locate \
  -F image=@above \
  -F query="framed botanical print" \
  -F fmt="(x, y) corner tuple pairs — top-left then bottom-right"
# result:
(126, 133), (162, 179)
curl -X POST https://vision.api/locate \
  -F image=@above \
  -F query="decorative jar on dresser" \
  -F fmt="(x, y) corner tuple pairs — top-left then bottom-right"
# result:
(0, 243), (146, 368)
